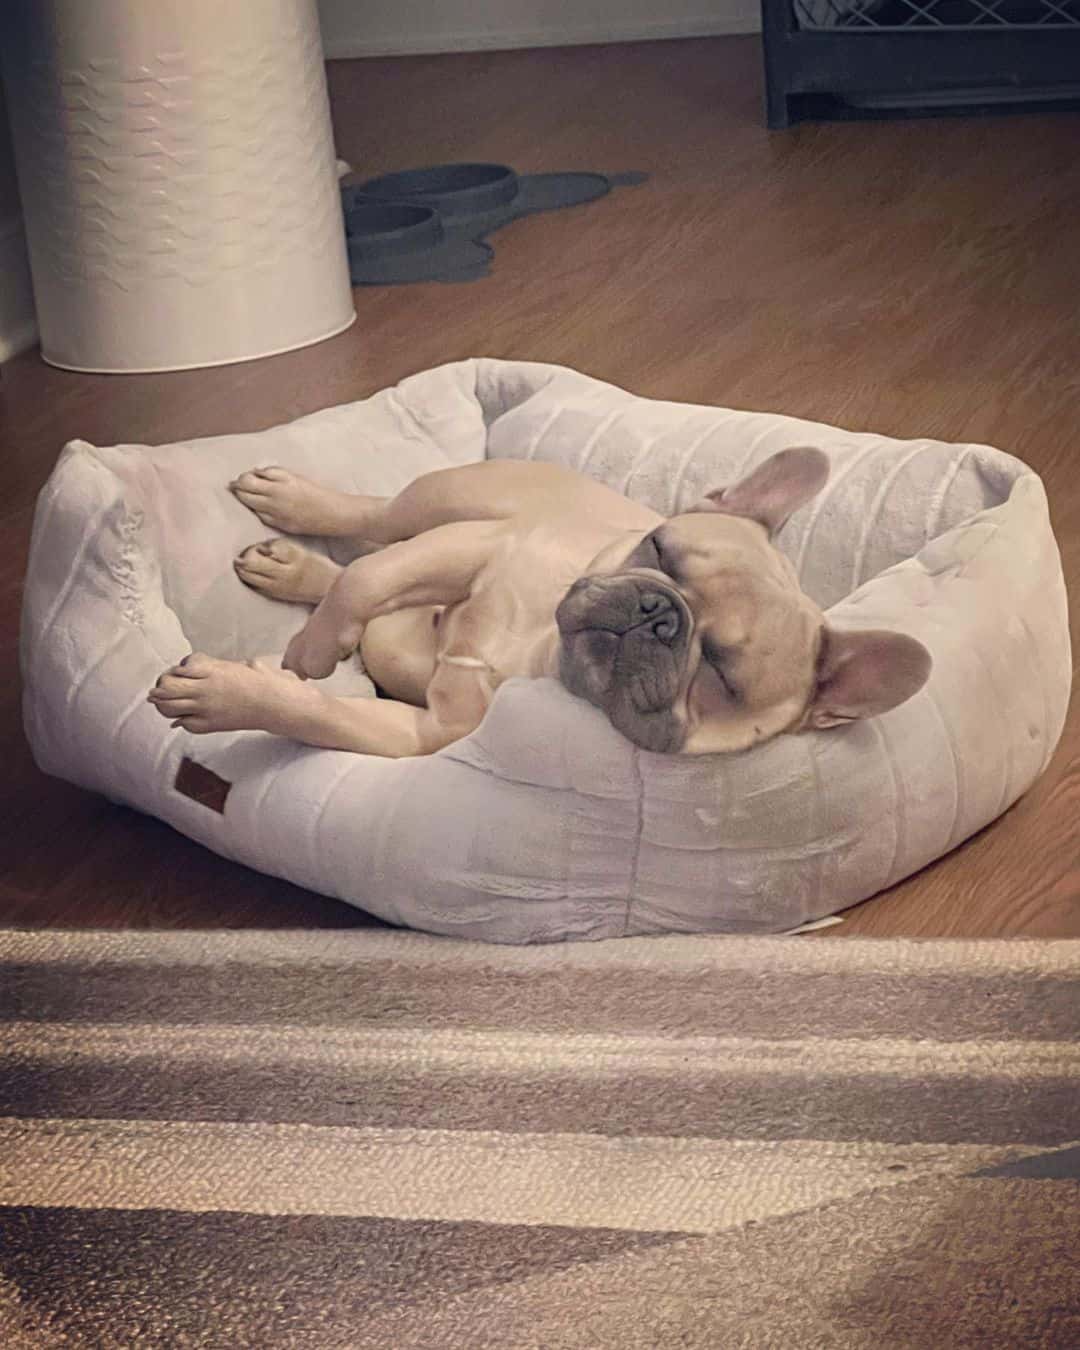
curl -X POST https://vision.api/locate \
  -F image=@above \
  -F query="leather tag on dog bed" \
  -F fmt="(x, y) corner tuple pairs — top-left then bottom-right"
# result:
(175, 757), (231, 814)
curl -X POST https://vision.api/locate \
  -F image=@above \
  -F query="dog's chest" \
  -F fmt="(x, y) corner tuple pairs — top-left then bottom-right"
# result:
(439, 524), (595, 679)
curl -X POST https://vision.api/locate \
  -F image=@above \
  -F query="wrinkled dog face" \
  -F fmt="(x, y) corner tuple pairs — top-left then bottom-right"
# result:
(556, 447), (932, 755)
(556, 512), (821, 753)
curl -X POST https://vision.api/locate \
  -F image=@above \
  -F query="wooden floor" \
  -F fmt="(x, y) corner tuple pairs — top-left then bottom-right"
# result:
(1, 37), (1078, 937)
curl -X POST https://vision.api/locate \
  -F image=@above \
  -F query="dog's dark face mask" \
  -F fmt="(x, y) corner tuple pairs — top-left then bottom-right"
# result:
(556, 558), (693, 753)
(555, 447), (933, 755)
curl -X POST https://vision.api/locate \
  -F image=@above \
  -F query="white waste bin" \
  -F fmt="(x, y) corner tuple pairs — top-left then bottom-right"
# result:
(1, 0), (355, 373)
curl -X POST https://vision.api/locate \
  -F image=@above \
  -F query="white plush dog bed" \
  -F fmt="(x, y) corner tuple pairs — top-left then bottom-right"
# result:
(21, 359), (1071, 941)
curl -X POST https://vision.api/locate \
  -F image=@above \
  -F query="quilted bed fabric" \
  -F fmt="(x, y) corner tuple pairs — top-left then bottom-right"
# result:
(20, 359), (1071, 942)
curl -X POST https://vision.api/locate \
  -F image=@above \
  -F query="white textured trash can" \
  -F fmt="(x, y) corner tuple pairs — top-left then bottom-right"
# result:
(1, 0), (355, 373)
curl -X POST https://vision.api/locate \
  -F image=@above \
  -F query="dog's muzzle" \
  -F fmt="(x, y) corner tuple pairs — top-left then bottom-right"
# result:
(555, 575), (687, 645)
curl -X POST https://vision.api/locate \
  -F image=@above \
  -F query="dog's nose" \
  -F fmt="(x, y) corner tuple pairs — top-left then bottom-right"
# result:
(637, 591), (680, 642)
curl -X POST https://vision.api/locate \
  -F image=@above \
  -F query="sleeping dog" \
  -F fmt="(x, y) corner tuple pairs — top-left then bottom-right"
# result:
(148, 449), (931, 757)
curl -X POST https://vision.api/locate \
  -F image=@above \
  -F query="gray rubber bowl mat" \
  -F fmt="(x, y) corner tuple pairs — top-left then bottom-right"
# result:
(342, 163), (647, 285)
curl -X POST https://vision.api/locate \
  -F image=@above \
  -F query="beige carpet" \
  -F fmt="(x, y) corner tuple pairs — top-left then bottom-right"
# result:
(1, 930), (1077, 1348)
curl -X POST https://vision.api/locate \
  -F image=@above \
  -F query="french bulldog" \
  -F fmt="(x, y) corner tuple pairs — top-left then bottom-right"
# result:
(148, 449), (931, 757)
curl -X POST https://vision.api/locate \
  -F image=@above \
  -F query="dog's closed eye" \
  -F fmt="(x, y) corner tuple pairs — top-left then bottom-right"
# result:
(700, 636), (742, 703)
(634, 529), (681, 582)
(632, 532), (663, 571)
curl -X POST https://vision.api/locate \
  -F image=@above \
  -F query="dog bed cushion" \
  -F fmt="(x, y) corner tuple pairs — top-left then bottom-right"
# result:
(21, 359), (1071, 942)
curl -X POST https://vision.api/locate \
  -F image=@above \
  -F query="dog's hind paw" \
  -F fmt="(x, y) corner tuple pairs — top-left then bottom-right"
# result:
(229, 467), (360, 536)
(234, 538), (343, 605)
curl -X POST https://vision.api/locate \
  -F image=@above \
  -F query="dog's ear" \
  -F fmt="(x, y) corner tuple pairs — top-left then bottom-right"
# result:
(696, 447), (830, 535)
(806, 627), (932, 730)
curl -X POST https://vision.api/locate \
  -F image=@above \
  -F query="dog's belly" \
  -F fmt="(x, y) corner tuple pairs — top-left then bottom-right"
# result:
(360, 607), (441, 704)
(362, 520), (636, 714)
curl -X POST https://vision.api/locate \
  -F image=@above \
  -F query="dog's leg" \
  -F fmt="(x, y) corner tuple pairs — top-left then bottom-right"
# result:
(282, 519), (503, 679)
(354, 461), (656, 539)
(228, 463), (511, 543)
(350, 462), (566, 541)
(229, 467), (387, 539)
(233, 539), (344, 604)
(230, 459), (645, 546)
(148, 655), (462, 757)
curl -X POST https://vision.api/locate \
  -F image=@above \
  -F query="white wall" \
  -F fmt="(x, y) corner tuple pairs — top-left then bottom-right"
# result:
(316, 0), (759, 58)
(0, 82), (36, 362)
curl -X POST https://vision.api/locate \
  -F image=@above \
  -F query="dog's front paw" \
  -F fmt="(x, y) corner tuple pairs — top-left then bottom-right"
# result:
(282, 615), (362, 681)
(146, 653), (258, 733)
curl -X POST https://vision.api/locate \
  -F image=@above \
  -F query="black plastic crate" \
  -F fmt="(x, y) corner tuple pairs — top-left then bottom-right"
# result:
(763, 0), (1080, 125)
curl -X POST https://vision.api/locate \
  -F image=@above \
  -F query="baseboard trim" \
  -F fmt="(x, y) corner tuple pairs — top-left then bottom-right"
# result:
(320, 6), (761, 59)
(0, 212), (38, 363)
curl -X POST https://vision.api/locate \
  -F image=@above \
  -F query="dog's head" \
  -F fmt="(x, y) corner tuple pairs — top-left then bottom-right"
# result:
(555, 447), (931, 754)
